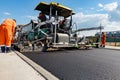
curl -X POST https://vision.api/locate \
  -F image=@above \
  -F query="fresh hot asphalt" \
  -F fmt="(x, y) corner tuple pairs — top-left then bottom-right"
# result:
(22, 48), (120, 80)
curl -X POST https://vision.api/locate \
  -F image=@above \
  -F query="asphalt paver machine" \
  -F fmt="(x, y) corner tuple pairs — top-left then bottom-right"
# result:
(13, 2), (92, 52)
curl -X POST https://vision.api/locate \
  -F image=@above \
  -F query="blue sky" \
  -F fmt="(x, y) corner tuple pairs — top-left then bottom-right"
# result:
(0, 0), (120, 35)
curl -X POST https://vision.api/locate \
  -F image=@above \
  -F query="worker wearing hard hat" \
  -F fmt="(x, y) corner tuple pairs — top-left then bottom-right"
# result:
(101, 32), (106, 47)
(0, 18), (16, 53)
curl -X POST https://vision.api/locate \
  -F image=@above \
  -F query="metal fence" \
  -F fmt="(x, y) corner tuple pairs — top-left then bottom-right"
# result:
(106, 37), (120, 46)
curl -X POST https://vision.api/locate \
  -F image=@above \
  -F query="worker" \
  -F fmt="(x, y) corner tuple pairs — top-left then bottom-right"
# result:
(37, 12), (47, 29)
(0, 24), (1, 53)
(38, 12), (47, 22)
(101, 32), (106, 47)
(0, 19), (16, 53)
(59, 18), (66, 29)
(59, 18), (67, 33)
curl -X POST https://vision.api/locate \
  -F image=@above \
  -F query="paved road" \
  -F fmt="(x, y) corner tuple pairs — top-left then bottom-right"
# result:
(23, 49), (120, 80)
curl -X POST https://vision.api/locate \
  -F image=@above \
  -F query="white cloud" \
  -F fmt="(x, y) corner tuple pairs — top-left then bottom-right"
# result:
(104, 2), (118, 11)
(98, 2), (118, 11)
(98, 3), (103, 8)
(104, 21), (120, 31)
(4, 12), (11, 15)
(72, 12), (120, 36)
(73, 13), (109, 27)
(26, 15), (37, 20)
(97, 2), (120, 22)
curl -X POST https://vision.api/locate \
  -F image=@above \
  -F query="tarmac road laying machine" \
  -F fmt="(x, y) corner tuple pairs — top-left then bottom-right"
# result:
(13, 2), (95, 52)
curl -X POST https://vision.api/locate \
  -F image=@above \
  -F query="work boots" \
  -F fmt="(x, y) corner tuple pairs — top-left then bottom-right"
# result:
(1, 46), (11, 53)
(1, 46), (5, 53)
(6, 47), (11, 53)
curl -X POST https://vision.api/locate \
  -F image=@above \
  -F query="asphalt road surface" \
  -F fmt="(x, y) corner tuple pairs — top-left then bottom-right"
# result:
(23, 48), (120, 80)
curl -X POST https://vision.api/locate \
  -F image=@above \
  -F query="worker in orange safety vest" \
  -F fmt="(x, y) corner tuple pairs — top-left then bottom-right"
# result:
(101, 32), (106, 47)
(0, 19), (16, 53)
